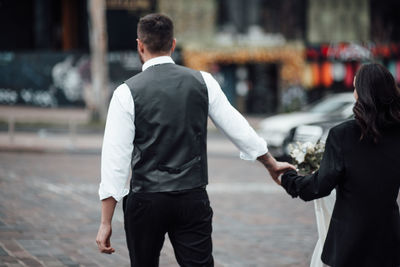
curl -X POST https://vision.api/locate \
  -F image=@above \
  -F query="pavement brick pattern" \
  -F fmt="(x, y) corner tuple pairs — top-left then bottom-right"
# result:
(0, 147), (323, 267)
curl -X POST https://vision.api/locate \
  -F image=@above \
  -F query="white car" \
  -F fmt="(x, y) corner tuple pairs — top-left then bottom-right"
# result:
(258, 93), (355, 157)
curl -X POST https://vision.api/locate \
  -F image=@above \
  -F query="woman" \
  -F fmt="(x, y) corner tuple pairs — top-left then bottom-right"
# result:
(282, 63), (400, 267)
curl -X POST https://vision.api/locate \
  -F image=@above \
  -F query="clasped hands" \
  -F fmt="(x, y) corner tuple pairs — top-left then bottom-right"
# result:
(257, 152), (296, 185)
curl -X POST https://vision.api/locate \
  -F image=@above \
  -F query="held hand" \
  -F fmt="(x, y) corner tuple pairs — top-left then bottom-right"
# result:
(268, 161), (296, 185)
(257, 153), (296, 185)
(96, 223), (115, 254)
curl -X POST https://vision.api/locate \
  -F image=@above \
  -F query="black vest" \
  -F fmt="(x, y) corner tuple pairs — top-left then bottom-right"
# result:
(125, 63), (209, 193)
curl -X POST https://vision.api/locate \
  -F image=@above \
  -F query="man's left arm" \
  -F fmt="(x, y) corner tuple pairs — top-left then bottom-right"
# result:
(96, 84), (135, 253)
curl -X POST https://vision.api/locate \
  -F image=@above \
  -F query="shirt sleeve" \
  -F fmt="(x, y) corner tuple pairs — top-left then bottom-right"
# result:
(98, 83), (135, 201)
(281, 128), (345, 201)
(201, 71), (268, 161)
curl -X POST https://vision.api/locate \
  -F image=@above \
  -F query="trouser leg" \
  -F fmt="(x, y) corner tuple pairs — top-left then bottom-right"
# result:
(168, 190), (214, 267)
(124, 192), (167, 267)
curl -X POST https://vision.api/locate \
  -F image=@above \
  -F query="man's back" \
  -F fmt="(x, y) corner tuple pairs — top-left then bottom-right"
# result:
(125, 63), (209, 192)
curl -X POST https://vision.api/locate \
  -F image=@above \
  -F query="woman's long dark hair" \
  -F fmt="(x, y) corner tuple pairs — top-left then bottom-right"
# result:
(353, 63), (400, 142)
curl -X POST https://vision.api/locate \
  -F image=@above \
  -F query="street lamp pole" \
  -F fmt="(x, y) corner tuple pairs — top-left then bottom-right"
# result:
(88, 0), (109, 122)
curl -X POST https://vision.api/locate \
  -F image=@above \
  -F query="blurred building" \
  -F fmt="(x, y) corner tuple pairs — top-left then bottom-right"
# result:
(303, 0), (400, 103)
(0, 0), (158, 108)
(0, 0), (399, 114)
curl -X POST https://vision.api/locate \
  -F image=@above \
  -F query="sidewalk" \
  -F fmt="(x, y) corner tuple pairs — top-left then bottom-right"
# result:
(0, 106), (91, 124)
(0, 105), (96, 153)
(0, 144), (316, 267)
(0, 105), (265, 153)
(0, 132), (102, 153)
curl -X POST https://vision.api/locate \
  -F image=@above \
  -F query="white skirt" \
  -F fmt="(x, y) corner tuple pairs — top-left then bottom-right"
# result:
(310, 190), (336, 267)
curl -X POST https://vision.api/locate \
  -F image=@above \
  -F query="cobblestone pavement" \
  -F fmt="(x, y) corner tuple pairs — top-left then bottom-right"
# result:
(0, 137), (320, 267)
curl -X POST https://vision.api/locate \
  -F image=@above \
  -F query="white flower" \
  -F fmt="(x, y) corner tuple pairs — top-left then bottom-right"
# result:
(289, 145), (306, 163)
(289, 141), (325, 170)
(294, 151), (305, 163)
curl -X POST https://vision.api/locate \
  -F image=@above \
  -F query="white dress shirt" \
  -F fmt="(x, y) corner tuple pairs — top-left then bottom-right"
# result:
(99, 56), (268, 201)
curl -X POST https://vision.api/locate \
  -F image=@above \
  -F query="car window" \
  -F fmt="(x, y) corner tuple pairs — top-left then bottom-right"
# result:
(340, 104), (355, 117)
(307, 97), (354, 114)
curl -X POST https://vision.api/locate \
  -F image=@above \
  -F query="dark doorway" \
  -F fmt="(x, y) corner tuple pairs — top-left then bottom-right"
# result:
(212, 63), (279, 115)
(246, 63), (279, 114)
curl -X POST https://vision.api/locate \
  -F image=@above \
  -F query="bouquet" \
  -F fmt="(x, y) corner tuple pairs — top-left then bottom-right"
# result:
(288, 141), (325, 175)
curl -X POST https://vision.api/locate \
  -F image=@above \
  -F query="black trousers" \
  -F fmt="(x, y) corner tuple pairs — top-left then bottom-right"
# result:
(123, 188), (214, 267)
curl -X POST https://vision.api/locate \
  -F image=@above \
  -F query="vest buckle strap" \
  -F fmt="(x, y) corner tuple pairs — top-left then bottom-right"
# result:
(158, 156), (201, 174)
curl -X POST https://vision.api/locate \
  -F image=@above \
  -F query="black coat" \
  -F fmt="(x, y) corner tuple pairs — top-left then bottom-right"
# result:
(282, 120), (400, 267)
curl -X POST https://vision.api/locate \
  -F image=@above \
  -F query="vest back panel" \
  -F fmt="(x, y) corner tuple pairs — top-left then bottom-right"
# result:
(125, 63), (209, 192)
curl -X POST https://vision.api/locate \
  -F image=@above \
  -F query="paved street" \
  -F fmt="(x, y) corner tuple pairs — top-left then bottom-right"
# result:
(0, 135), (318, 267)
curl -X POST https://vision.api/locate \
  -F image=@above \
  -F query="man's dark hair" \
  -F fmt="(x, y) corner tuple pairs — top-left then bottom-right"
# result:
(137, 13), (174, 54)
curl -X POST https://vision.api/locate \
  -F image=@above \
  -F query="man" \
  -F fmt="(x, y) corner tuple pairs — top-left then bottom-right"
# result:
(96, 13), (293, 267)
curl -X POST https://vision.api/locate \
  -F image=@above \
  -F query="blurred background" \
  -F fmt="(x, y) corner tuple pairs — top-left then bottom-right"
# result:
(1, 0), (399, 115)
(0, 0), (399, 266)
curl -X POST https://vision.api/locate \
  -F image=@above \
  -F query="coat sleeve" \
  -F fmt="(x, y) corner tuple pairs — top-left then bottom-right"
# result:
(281, 128), (345, 201)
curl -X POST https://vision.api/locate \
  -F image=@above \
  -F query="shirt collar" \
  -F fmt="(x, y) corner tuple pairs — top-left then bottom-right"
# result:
(142, 56), (175, 71)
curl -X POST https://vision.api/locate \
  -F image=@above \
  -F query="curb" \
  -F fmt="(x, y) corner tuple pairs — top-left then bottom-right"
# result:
(0, 145), (101, 154)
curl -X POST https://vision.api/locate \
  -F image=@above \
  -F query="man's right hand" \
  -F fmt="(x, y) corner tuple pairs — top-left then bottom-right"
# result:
(96, 223), (115, 254)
